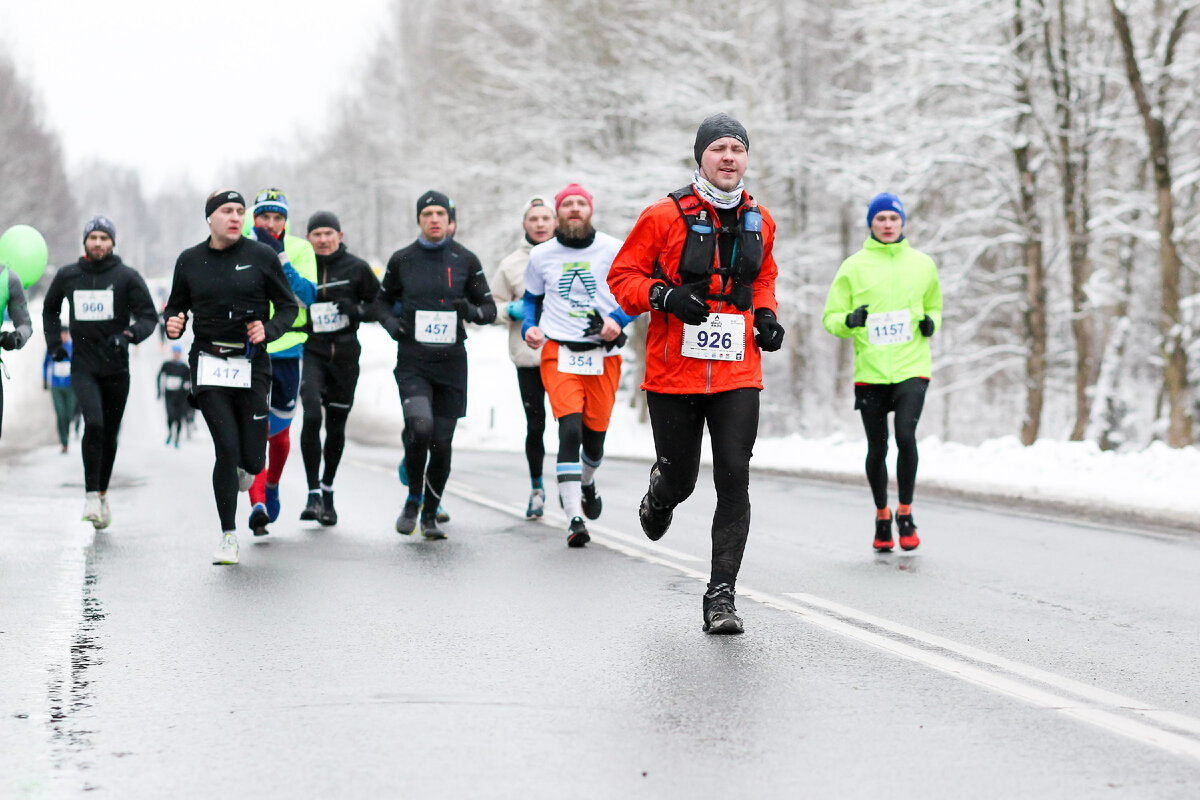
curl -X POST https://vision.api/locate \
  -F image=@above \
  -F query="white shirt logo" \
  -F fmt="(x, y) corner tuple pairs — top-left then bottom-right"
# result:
(235, 264), (252, 271)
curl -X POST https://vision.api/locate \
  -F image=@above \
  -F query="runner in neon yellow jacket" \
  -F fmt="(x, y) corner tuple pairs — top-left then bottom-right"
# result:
(823, 192), (942, 553)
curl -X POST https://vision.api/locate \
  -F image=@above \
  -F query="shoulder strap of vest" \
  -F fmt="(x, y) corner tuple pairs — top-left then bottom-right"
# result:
(667, 185), (705, 221)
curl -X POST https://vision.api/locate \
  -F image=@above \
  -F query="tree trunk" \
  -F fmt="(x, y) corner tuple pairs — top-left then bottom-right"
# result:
(1109, 1), (1193, 446)
(1014, 0), (1047, 446)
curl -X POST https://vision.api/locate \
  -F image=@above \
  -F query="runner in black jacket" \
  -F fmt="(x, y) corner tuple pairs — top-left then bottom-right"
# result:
(157, 344), (192, 447)
(42, 215), (158, 529)
(379, 190), (496, 539)
(298, 211), (380, 526)
(163, 190), (299, 566)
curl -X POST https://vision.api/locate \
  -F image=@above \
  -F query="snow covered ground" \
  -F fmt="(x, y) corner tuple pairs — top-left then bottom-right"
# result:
(351, 324), (1198, 533)
(2, 317), (1193, 532)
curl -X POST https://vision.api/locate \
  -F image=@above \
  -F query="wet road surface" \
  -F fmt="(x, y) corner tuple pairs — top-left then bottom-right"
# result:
(3, 375), (1200, 798)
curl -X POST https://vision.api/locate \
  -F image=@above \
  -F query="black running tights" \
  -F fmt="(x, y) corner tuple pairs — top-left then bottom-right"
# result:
(72, 370), (130, 493)
(516, 366), (546, 480)
(646, 388), (759, 588)
(401, 396), (457, 510)
(859, 387), (926, 509)
(197, 388), (268, 532)
(555, 412), (604, 468)
(301, 403), (351, 491)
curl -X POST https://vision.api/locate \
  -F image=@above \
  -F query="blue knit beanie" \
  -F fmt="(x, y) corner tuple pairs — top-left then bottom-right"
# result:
(867, 193), (905, 227)
(253, 188), (289, 219)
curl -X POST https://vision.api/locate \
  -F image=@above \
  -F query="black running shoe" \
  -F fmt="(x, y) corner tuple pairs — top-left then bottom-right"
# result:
(580, 483), (602, 520)
(395, 499), (420, 535)
(421, 513), (447, 541)
(300, 491), (322, 521)
(249, 504), (270, 537)
(703, 583), (744, 634)
(638, 491), (673, 541)
(567, 516), (590, 548)
(318, 490), (337, 527)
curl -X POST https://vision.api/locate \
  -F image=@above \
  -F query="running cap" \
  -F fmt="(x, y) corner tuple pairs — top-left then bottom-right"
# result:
(416, 190), (453, 221)
(522, 195), (550, 220)
(307, 210), (341, 234)
(867, 192), (905, 227)
(171, 343), (183, 353)
(253, 188), (289, 219)
(554, 183), (593, 213)
(82, 215), (116, 244)
(206, 190), (246, 218)
(693, 113), (750, 165)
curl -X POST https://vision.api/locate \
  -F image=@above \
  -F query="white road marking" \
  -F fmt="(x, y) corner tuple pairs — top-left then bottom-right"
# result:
(350, 456), (1200, 761)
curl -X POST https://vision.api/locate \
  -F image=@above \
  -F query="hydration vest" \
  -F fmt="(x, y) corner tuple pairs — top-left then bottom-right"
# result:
(665, 185), (763, 311)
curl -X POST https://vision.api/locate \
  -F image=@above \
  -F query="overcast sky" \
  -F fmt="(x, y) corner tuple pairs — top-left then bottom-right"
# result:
(0, 0), (390, 193)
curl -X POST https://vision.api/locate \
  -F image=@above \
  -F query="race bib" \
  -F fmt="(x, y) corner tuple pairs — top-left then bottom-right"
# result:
(163, 375), (183, 391)
(681, 313), (745, 361)
(867, 310), (913, 346)
(558, 345), (604, 376)
(415, 310), (457, 344)
(197, 352), (252, 389)
(310, 301), (348, 334)
(52, 361), (71, 379)
(74, 289), (114, 321)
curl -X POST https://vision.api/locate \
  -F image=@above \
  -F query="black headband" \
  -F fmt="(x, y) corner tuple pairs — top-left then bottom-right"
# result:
(206, 190), (246, 218)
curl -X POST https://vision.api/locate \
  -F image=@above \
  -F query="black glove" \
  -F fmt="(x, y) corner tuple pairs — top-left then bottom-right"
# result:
(381, 315), (408, 342)
(753, 309), (785, 352)
(333, 298), (362, 321)
(650, 282), (709, 325)
(583, 310), (605, 337)
(452, 298), (482, 324)
(919, 315), (935, 337)
(51, 344), (69, 361)
(0, 331), (22, 351)
(107, 332), (131, 352)
(253, 227), (286, 254)
(605, 330), (628, 352)
(845, 304), (869, 329)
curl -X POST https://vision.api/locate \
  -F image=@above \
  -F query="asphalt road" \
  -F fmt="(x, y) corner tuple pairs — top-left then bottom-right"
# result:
(3, 369), (1200, 798)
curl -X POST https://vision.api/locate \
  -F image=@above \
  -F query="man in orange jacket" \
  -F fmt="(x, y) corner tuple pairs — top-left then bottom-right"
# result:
(608, 113), (785, 634)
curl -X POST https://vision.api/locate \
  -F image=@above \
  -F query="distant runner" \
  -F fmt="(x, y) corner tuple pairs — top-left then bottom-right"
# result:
(822, 192), (942, 552)
(164, 191), (298, 565)
(523, 183), (634, 547)
(298, 211), (380, 526)
(43, 332), (76, 452)
(158, 344), (191, 448)
(42, 215), (158, 529)
(487, 195), (556, 518)
(379, 190), (496, 539)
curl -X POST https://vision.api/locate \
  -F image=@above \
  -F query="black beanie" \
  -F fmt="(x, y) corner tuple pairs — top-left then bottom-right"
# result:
(693, 113), (750, 164)
(416, 190), (454, 221)
(83, 215), (116, 244)
(307, 210), (342, 234)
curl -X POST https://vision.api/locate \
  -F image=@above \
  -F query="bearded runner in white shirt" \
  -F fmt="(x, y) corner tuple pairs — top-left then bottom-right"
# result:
(522, 183), (636, 548)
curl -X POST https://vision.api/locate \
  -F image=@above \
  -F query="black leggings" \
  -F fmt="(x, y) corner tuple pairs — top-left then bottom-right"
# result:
(856, 378), (928, 509)
(401, 396), (458, 511)
(646, 388), (759, 588)
(516, 366), (546, 480)
(301, 403), (351, 490)
(196, 388), (269, 531)
(72, 371), (130, 493)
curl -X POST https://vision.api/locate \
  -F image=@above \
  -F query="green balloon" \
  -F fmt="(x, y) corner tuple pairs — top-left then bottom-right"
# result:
(0, 225), (49, 289)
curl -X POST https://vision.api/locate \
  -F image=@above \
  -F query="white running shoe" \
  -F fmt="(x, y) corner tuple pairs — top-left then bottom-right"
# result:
(212, 532), (239, 565)
(236, 468), (254, 492)
(94, 495), (112, 530)
(82, 492), (102, 524)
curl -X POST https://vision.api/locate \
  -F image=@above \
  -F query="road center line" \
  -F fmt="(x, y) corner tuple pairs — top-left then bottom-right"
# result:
(421, 471), (1200, 763)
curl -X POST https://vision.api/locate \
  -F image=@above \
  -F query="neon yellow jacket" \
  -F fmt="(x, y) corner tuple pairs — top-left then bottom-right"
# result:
(267, 233), (317, 355)
(822, 237), (942, 384)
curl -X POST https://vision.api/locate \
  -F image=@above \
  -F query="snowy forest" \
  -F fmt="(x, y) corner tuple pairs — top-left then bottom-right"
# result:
(5, 0), (1200, 450)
